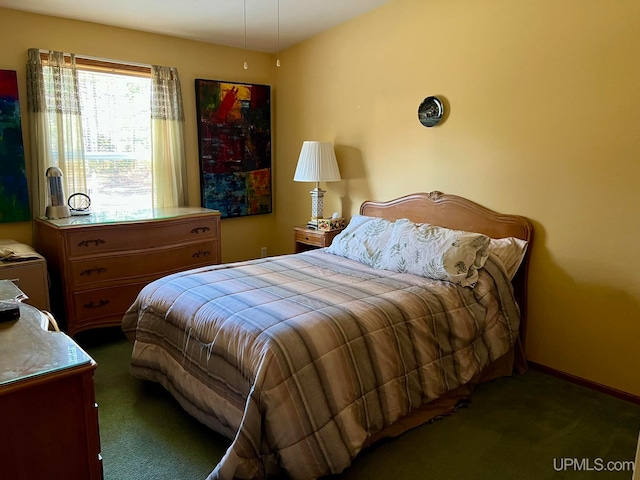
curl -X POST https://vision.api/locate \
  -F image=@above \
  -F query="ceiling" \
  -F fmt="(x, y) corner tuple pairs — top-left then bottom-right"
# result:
(0, 0), (391, 53)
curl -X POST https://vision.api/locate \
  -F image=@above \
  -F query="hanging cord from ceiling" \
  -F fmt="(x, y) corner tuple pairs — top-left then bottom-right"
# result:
(243, 0), (281, 69)
(276, 0), (281, 67)
(243, 0), (248, 70)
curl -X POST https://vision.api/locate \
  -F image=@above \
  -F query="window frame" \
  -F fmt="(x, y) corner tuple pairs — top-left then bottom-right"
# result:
(38, 51), (151, 78)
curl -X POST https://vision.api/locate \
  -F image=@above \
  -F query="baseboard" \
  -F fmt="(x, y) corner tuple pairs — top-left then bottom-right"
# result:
(528, 361), (640, 405)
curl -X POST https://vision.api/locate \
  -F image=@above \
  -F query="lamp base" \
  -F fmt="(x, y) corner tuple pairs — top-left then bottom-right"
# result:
(308, 186), (325, 230)
(46, 205), (71, 220)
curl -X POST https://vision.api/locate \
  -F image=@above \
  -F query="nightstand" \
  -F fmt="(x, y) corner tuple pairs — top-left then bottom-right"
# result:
(294, 226), (344, 253)
(0, 255), (50, 312)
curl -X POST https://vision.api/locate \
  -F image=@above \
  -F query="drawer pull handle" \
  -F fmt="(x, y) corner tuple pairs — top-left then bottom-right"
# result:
(192, 250), (211, 258)
(78, 239), (106, 248)
(191, 226), (211, 234)
(80, 267), (107, 276)
(83, 299), (110, 309)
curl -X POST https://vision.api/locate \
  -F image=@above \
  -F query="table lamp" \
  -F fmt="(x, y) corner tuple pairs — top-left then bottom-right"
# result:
(293, 141), (341, 229)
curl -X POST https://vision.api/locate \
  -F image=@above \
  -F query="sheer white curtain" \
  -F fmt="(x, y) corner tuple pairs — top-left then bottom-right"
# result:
(150, 66), (188, 208)
(26, 48), (87, 217)
(27, 51), (188, 214)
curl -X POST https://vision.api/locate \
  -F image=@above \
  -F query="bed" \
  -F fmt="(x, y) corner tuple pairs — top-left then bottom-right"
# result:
(122, 191), (533, 480)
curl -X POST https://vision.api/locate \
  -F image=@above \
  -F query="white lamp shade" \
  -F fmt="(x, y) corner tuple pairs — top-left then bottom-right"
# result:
(293, 141), (341, 182)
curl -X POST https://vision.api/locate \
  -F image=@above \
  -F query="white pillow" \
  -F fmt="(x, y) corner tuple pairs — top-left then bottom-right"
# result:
(326, 214), (394, 268)
(488, 237), (528, 280)
(379, 219), (490, 287)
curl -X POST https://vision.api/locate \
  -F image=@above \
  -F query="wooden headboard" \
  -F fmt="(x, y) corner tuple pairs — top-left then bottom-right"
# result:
(360, 191), (533, 348)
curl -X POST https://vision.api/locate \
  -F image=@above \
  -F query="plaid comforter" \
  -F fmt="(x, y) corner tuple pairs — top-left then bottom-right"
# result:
(122, 249), (520, 479)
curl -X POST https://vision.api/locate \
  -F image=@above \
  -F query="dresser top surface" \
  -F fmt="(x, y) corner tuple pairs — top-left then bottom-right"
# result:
(0, 281), (94, 387)
(35, 206), (220, 228)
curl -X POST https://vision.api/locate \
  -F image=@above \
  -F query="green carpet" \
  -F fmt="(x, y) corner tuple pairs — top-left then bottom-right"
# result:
(77, 328), (640, 480)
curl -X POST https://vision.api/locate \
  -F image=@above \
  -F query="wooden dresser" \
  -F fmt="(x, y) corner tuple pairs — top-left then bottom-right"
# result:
(0, 280), (102, 480)
(35, 207), (221, 336)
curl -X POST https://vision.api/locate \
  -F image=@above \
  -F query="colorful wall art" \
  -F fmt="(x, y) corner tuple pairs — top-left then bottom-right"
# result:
(0, 69), (30, 223)
(195, 79), (272, 218)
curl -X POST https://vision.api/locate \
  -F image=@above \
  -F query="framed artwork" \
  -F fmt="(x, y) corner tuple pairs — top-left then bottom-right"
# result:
(195, 79), (272, 218)
(0, 69), (30, 223)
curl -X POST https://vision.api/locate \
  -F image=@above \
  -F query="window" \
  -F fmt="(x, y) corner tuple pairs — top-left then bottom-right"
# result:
(30, 49), (187, 216)
(77, 70), (152, 211)
(41, 55), (153, 211)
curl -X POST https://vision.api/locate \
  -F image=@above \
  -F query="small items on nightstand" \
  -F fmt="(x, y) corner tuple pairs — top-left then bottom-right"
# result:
(316, 216), (345, 231)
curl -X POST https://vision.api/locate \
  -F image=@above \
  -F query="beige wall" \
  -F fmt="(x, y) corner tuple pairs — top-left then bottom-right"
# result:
(275, 0), (640, 396)
(0, 7), (280, 262)
(1, 0), (639, 397)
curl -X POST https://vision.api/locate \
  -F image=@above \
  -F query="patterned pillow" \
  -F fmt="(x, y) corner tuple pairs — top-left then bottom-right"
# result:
(488, 237), (528, 280)
(379, 219), (490, 287)
(325, 214), (394, 268)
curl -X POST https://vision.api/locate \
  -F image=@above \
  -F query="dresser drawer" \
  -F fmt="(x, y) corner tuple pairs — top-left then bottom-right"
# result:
(294, 227), (344, 248)
(294, 229), (326, 247)
(72, 282), (149, 326)
(69, 241), (218, 288)
(66, 216), (218, 258)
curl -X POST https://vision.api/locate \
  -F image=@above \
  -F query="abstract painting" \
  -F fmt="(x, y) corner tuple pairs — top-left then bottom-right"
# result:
(0, 69), (29, 223)
(195, 79), (271, 218)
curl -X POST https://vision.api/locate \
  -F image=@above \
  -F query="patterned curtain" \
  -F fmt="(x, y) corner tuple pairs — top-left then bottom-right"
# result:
(150, 66), (188, 208)
(26, 48), (87, 217)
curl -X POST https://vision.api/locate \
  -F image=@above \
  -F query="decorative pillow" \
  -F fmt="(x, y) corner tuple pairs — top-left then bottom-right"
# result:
(325, 214), (394, 268)
(379, 219), (490, 287)
(488, 237), (528, 280)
